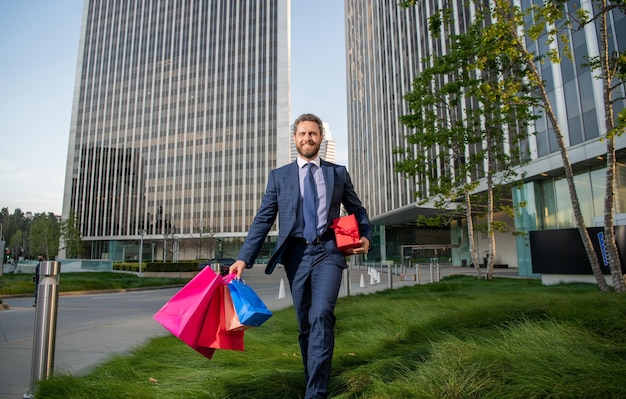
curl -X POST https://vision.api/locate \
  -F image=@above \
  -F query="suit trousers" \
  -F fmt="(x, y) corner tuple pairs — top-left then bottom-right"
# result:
(282, 241), (343, 399)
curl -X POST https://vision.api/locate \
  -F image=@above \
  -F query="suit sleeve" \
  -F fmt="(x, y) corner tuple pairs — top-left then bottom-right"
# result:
(341, 168), (373, 243)
(236, 170), (279, 265)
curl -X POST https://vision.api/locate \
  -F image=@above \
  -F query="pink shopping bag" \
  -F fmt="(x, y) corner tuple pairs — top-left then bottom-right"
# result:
(221, 281), (247, 332)
(196, 283), (245, 351)
(153, 267), (222, 359)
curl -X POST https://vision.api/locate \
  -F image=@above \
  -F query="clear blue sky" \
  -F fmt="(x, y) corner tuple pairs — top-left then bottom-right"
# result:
(0, 0), (348, 216)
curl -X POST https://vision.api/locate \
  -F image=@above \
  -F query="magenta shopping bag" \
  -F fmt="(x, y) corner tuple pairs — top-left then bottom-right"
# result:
(153, 267), (222, 359)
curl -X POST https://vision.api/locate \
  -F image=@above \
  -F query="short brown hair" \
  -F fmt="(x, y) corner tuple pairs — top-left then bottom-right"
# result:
(292, 113), (324, 136)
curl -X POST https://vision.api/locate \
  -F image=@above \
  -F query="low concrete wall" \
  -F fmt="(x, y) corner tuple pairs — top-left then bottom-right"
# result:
(8, 259), (113, 274)
(541, 274), (615, 286)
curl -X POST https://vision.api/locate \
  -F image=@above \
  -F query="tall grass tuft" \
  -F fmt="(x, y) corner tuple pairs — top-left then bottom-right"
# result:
(36, 275), (626, 398)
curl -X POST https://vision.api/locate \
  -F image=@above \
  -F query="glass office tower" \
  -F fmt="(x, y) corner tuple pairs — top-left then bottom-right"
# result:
(62, 0), (290, 261)
(345, 0), (626, 275)
(345, 0), (454, 264)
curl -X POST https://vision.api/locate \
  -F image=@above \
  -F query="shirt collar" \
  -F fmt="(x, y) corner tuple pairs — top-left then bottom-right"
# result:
(297, 156), (321, 168)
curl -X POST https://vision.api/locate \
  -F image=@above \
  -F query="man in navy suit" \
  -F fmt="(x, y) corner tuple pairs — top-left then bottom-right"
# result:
(230, 113), (372, 399)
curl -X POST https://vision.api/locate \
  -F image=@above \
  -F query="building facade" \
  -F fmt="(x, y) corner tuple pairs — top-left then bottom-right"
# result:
(62, 0), (290, 262)
(345, 0), (626, 276)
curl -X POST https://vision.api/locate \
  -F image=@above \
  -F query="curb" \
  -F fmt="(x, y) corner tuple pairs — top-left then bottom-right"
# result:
(0, 284), (186, 299)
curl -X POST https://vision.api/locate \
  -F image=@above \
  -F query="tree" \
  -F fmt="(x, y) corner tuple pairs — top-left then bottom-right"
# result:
(191, 219), (215, 260)
(0, 207), (9, 241)
(396, 6), (537, 279)
(401, 0), (626, 291)
(489, 0), (624, 291)
(29, 213), (60, 259)
(578, 0), (626, 289)
(1, 207), (31, 260)
(9, 230), (25, 260)
(0, 208), (29, 247)
(60, 211), (84, 258)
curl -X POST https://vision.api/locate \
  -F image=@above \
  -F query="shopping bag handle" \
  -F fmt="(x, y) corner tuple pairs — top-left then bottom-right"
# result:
(222, 273), (244, 284)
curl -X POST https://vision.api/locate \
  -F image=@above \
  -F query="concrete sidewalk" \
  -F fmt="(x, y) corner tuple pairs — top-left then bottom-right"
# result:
(0, 264), (518, 399)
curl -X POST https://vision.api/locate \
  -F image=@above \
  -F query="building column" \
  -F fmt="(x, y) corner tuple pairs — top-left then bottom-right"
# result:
(379, 225), (386, 263)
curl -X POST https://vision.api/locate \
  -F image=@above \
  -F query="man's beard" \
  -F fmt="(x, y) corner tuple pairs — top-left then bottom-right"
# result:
(297, 144), (319, 159)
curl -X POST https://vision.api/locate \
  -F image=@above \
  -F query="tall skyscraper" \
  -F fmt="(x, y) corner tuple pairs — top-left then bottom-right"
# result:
(345, 1), (626, 276)
(62, 0), (290, 261)
(345, 1), (421, 216)
(345, 1), (450, 263)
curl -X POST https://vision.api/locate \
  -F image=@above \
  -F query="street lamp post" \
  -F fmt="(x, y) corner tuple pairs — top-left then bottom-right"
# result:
(139, 230), (145, 277)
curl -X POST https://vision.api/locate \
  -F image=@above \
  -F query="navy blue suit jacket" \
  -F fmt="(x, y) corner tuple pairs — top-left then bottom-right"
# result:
(237, 159), (372, 274)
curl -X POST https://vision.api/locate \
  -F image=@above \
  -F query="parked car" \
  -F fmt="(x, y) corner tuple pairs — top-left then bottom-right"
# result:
(199, 257), (252, 275)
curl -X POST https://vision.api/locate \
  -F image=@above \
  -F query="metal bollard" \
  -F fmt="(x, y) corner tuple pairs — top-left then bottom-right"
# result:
(24, 261), (61, 399)
(416, 264), (420, 284)
(429, 258), (435, 283)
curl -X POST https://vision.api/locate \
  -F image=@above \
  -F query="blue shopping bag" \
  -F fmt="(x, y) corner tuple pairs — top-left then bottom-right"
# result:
(227, 278), (272, 327)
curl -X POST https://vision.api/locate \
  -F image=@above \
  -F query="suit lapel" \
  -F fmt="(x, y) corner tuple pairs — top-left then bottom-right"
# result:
(321, 160), (334, 213)
(286, 161), (301, 210)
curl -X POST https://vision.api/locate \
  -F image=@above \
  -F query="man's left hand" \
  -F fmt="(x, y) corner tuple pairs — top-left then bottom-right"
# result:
(229, 260), (247, 279)
(348, 237), (370, 255)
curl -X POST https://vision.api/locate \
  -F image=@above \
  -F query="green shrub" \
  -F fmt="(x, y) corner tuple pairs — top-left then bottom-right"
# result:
(145, 262), (198, 272)
(112, 262), (144, 272)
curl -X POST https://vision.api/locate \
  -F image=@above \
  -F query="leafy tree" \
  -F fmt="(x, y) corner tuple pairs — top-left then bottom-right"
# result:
(29, 213), (60, 260)
(401, 0), (626, 291)
(396, 6), (537, 279)
(572, 0), (626, 289)
(1, 207), (31, 260)
(0, 208), (28, 245)
(60, 211), (84, 258)
(0, 207), (9, 241)
(9, 230), (25, 260)
(488, 0), (625, 291)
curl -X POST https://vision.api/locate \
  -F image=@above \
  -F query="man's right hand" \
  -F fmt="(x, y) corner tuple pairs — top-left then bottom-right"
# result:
(229, 260), (247, 279)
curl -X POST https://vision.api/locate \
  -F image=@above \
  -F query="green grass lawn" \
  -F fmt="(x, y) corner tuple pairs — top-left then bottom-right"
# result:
(0, 272), (189, 297)
(35, 275), (626, 399)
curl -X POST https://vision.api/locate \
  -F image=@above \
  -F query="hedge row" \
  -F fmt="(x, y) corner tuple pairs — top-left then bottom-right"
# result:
(113, 262), (201, 272)
(145, 262), (199, 272)
(113, 262), (143, 271)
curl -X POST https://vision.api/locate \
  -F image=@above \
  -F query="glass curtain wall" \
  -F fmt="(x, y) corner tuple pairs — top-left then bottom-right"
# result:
(513, 163), (626, 275)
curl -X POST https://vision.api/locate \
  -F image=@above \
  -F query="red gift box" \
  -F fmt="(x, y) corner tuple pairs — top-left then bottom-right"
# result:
(330, 214), (361, 255)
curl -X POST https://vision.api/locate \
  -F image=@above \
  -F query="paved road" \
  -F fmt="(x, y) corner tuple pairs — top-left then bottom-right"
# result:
(0, 264), (511, 398)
